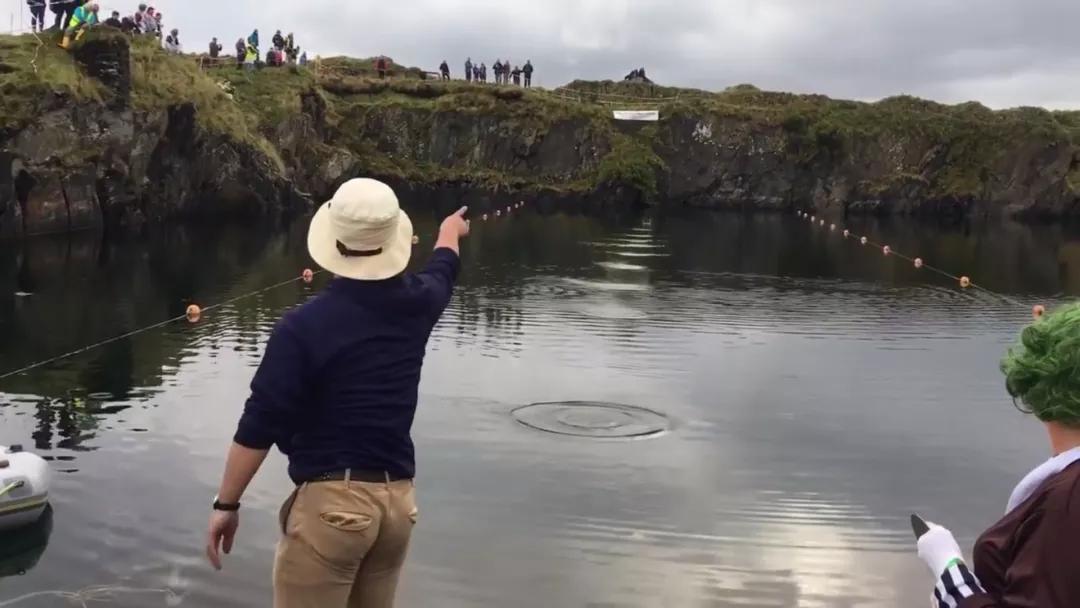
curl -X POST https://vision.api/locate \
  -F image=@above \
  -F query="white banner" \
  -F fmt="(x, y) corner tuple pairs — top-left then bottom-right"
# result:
(613, 110), (659, 121)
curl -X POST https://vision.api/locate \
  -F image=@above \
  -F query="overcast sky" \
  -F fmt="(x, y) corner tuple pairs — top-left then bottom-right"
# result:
(5, 0), (1080, 109)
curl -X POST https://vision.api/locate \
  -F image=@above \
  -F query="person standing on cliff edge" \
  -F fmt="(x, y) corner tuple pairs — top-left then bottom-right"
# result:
(204, 178), (470, 608)
(27, 0), (46, 33)
(464, 57), (472, 82)
(209, 37), (222, 59)
(523, 60), (533, 88)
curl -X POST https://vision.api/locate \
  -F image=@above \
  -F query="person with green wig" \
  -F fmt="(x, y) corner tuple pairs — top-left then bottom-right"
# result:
(914, 303), (1080, 607)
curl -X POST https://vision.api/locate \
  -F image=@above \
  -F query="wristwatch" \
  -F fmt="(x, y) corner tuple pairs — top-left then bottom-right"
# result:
(212, 496), (241, 511)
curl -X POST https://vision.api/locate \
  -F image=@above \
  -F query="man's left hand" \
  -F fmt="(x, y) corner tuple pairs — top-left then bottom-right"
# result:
(205, 510), (240, 570)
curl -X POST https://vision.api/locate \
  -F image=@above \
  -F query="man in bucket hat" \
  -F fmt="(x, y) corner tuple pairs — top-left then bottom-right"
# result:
(205, 178), (470, 607)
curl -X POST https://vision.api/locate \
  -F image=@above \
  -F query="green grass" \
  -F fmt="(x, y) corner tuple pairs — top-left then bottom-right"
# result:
(0, 33), (105, 132)
(127, 35), (285, 170)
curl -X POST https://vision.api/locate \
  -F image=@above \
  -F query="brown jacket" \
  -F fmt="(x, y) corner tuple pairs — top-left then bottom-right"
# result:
(961, 460), (1080, 607)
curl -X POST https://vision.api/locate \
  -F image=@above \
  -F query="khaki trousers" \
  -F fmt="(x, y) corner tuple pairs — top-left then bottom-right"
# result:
(272, 477), (417, 608)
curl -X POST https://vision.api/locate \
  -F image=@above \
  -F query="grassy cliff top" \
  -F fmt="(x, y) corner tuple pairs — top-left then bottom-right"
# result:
(3, 30), (1079, 201)
(4, 29), (1078, 144)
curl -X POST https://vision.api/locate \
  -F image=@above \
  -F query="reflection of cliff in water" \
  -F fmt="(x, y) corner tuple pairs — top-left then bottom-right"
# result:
(0, 504), (53, 579)
(0, 220), (308, 453)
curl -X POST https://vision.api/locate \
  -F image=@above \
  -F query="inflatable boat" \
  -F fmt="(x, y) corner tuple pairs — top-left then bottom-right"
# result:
(0, 445), (50, 531)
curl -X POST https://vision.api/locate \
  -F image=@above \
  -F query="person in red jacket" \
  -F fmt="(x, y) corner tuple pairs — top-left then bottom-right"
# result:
(375, 56), (388, 79)
(915, 303), (1080, 607)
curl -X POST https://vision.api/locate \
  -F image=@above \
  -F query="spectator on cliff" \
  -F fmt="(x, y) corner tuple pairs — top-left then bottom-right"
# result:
(439, 60), (450, 80)
(27, 0), (46, 33)
(247, 29), (259, 52)
(235, 37), (245, 68)
(58, 1), (96, 49)
(103, 9), (120, 27)
(141, 6), (155, 33)
(132, 3), (145, 31)
(272, 30), (285, 50)
(142, 6), (154, 33)
(299, 51), (308, 66)
(164, 28), (181, 54)
(49, 0), (66, 31)
(523, 60), (533, 88)
(152, 10), (163, 37)
(285, 32), (294, 53)
(52, 0), (79, 34)
(464, 57), (472, 82)
(120, 15), (136, 33)
(286, 44), (299, 65)
(244, 42), (257, 70)
(375, 56), (388, 79)
(511, 65), (522, 86)
(479, 62), (487, 83)
(209, 37), (222, 59)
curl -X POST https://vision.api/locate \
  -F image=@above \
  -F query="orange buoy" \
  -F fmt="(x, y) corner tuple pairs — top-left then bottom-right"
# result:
(914, 258), (923, 269)
(882, 245), (891, 255)
(959, 276), (972, 288)
(1033, 304), (1046, 319)
(186, 304), (202, 323)
(860, 237), (868, 245)
(301, 268), (314, 283)
(843, 229), (850, 237)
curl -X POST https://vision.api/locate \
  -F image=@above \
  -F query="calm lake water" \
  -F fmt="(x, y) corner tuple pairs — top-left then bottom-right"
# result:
(0, 207), (1076, 607)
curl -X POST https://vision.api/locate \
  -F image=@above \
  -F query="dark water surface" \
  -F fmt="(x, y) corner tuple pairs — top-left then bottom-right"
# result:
(1, 208), (1077, 607)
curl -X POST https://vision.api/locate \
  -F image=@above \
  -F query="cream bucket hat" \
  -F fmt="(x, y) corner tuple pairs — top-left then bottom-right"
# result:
(307, 178), (414, 280)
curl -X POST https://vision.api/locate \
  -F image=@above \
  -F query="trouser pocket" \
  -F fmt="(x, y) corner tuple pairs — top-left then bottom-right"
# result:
(287, 482), (381, 569)
(278, 487), (300, 535)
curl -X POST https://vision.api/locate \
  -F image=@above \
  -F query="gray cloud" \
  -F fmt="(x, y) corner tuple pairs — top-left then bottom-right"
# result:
(4, 0), (1080, 108)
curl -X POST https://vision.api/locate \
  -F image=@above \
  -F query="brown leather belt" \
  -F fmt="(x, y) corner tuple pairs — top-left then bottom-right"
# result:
(303, 468), (410, 484)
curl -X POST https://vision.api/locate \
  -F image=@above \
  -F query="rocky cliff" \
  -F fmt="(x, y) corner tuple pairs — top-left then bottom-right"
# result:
(4, 32), (1080, 237)
(0, 32), (308, 237)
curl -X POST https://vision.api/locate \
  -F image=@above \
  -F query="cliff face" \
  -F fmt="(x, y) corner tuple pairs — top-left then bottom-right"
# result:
(0, 33), (308, 237)
(271, 75), (1080, 221)
(4, 33), (1080, 238)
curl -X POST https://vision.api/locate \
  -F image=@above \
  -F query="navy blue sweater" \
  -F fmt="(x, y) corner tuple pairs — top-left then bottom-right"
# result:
(233, 248), (460, 483)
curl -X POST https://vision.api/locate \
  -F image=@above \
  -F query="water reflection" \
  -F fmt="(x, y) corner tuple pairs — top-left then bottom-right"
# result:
(0, 209), (1077, 607)
(0, 505), (52, 579)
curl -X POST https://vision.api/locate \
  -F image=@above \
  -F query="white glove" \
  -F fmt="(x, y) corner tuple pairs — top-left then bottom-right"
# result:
(916, 522), (964, 577)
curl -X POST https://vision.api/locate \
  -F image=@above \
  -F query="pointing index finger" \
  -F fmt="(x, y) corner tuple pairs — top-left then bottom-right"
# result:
(455, 206), (468, 217)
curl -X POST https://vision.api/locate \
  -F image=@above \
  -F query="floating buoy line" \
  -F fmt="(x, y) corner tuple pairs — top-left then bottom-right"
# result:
(795, 210), (1043, 318)
(0, 202), (528, 382)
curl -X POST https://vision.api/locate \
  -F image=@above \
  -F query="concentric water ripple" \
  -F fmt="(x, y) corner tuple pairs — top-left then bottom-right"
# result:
(511, 401), (671, 438)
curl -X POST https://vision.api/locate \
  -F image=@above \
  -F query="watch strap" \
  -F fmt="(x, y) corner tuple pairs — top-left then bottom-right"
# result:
(213, 498), (240, 511)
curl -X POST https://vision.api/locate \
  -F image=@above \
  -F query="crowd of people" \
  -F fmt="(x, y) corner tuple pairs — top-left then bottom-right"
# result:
(440, 57), (534, 87)
(216, 28), (307, 70)
(623, 67), (653, 83)
(26, 0), (180, 52)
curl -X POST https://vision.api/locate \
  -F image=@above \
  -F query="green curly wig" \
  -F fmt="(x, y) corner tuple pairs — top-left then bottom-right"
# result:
(1002, 303), (1080, 425)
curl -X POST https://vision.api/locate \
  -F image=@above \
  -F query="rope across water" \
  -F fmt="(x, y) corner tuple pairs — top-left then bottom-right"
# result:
(0, 202), (525, 382)
(797, 211), (1034, 311)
